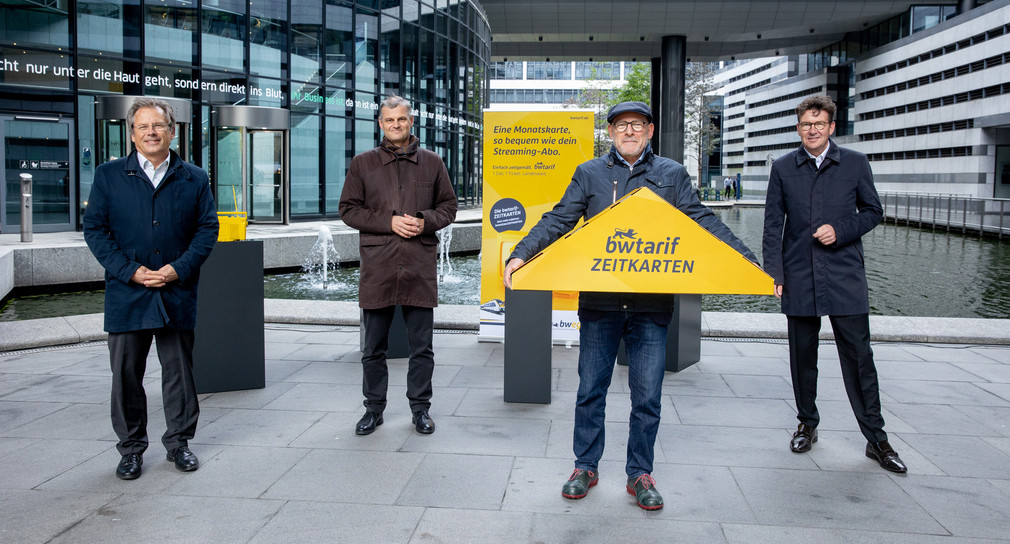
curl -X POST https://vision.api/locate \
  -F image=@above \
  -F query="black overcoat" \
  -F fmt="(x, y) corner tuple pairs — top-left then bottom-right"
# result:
(762, 142), (882, 316)
(83, 151), (219, 332)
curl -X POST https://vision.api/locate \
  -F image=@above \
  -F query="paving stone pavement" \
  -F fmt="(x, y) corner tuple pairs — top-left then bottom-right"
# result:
(3, 320), (1010, 543)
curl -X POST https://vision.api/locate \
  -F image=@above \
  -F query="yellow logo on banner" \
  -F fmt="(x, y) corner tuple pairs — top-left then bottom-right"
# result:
(512, 187), (775, 295)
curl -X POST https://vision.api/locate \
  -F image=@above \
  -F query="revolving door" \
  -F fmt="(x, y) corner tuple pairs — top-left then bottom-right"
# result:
(95, 96), (192, 163)
(212, 106), (290, 224)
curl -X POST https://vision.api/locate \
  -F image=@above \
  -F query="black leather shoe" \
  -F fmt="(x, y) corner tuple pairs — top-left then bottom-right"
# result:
(561, 468), (598, 499)
(627, 474), (664, 510)
(412, 410), (435, 434)
(355, 412), (383, 435)
(866, 440), (908, 473)
(166, 446), (199, 472)
(116, 453), (143, 480)
(790, 423), (818, 453)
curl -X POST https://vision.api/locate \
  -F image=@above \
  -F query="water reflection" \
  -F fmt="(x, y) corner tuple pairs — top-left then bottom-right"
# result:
(263, 253), (482, 306)
(3, 210), (1008, 320)
(705, 207), (1010, 318)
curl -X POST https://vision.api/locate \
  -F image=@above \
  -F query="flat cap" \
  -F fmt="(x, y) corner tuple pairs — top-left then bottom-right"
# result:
(606, 101), (653, 123)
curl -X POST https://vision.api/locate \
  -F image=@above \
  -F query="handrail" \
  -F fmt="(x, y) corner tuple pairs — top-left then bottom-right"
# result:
(878, 191), (1009, 239)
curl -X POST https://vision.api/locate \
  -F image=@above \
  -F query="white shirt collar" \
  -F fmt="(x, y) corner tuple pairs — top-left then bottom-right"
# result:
(137, 151), (171, 188)
(805, 141), (830, 169)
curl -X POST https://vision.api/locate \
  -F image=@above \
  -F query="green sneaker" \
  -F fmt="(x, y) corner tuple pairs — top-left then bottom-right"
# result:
(561, 468), (599, 499)
(627, 474), (664, 510)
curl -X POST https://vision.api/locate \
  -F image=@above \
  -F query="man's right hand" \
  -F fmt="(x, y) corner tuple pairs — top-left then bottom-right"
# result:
(503, 258), (525, 290)
(131, 266), (153, 285)
(392, 214), (422, 238)
(774, 284), (783, 298)
(131, 265), (169, 288)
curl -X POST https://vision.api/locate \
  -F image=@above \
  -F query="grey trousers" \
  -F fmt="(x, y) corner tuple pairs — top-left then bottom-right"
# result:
(108, 328), (199, 455)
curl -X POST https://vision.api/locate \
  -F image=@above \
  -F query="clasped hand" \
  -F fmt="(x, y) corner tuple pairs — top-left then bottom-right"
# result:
(131, 264), (178, 288)
(392, 214), (424, 238)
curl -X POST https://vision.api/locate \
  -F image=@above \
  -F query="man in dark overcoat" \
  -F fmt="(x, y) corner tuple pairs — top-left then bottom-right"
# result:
(339, 95), (457, 436)
(762, 95), (907, 473)
(83, 97), (218, 480)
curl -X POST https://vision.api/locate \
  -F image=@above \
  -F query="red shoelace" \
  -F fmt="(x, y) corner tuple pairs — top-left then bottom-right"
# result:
(631, 473), (656, 489)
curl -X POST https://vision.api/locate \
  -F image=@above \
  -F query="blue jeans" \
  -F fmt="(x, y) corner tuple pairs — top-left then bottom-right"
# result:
(573, 310), (669, 479)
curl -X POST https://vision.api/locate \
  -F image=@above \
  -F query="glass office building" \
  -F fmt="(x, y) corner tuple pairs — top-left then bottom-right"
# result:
(0, 0), (489, 233)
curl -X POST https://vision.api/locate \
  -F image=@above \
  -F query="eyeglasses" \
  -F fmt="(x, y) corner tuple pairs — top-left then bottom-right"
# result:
(133, 123), (171, 133)
(798, 121), (830, 131)
(612, 120), (647, 132)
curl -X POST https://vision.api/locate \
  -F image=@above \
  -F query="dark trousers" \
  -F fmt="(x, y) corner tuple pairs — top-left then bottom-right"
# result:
(361, 305), (434, 414)
(108, 328), (200, 455)
(787, 314), (887, 444)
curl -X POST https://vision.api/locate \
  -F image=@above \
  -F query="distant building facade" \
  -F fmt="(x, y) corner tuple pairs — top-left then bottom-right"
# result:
(488, 61), (639, 111)
(713, 2), (1009, 198)
(0, 0), (490, 233)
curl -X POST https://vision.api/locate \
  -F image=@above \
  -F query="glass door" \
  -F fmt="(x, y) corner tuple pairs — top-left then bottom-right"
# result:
(996, 145), (1010, 200)
(94, 96), (192, 166)
(248, 130), (284, 222)
(1, 117), (74, 233)
(97, 119), (128, 163)
(215, 127), (244, 212)
(211, 105), (289, 224)
(96, 119), (188, 164)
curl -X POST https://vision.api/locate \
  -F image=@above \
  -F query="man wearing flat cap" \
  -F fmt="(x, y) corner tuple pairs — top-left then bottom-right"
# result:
(504, 101), (755, 510)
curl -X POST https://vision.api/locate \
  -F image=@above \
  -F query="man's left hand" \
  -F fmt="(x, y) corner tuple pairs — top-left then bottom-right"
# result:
(392, 214), (423, 238)
(813, 224), (836, 246)
(144, 264), (178, 288)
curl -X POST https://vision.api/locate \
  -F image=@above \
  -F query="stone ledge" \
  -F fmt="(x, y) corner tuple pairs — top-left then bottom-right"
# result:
(4, 305), (1009, 353)
(0, 316), (92, 351)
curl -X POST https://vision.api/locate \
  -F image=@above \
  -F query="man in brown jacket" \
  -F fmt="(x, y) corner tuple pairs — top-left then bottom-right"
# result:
(339, 95), (458, 436)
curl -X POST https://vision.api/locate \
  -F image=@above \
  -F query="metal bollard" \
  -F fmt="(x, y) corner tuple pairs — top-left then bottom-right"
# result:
(20, 173), (32, 242)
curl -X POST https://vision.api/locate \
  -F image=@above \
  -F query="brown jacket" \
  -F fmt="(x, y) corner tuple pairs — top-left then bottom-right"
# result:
(338, 142), (458, 309)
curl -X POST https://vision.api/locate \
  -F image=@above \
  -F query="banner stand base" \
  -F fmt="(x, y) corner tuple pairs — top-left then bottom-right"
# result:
(615, 294), (704, 372)
(504, 288), (552, 404)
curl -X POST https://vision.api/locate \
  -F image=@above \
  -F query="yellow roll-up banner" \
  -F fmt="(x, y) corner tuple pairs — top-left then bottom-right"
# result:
(479, 110), (595, 341)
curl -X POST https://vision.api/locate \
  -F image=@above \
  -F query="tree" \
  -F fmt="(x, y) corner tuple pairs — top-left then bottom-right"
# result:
(684, 62), (721, 189)
(567, 62), (654, 157)
(566, 66), (617, 157)
(615, 62), (651, 104)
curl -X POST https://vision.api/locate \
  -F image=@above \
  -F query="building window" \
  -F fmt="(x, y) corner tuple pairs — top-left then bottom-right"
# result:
(575, 61), (620, 80)
(292, 2), (323, 85)
(145, 0), (196, 65)
(527, 61), (571, 80)
(490, 61), (524, 79)
(202, 0), (246, 73)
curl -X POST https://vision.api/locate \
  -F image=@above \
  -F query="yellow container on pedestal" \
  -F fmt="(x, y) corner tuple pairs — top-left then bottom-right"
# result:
(217, 211), (248, 242)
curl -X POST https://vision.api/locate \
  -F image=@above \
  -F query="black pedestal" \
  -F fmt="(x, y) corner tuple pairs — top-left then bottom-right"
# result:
(359, 306), (410, 359)
(617, 294), (702, 372)
(193, 240), (265, 393)
(503, 288), (552, 404)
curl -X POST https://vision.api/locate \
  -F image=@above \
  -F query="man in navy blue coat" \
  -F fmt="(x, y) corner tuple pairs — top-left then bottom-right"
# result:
(505, 102), (756, 510)
(762, 95), (906, 473)
(84, 97), (218, 480)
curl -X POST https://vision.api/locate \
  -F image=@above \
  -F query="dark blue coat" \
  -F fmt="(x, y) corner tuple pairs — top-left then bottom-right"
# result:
(762, 141), (882, 316)
(83, 151), (219, 332)
(510, 145), (756, 313)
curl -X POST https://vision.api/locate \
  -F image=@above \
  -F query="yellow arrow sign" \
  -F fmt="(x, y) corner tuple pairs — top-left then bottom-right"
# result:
(512, 187), (775, 295)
